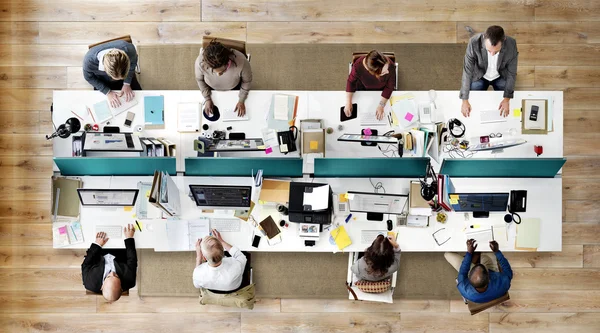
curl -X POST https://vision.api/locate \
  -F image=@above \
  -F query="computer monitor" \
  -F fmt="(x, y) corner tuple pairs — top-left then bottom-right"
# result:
(77, 189), (139, 206)
(449, 193), (509, 218)
(189, 185), (252, 210)
(347, 191), (408, 220)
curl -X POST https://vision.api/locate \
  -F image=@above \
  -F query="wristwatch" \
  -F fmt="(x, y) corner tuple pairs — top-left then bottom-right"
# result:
(379, 101), (386, 107)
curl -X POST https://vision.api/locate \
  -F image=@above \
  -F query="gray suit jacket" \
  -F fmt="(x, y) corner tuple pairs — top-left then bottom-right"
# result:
(459, 33), (518, 100)
(83, 40), (138, 95)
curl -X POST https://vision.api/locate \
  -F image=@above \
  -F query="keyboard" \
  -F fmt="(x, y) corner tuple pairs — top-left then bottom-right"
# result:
(211, 218), (241, 232)
(480, 110), (507, 124)
(361, 230), (386, 244)
(95, 225), (123, 239)
(360, 111), (388, 126)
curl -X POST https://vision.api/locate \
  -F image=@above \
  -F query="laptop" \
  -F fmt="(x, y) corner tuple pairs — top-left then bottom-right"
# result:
(83, 133), (143, 152)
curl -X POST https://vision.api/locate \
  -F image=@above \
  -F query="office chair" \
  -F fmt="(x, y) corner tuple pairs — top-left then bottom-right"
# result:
(89, 35), (141, 75)
(201, 36), (251, 62)
(345, 252), (397, 303)
(456, 279), (511, 315)
(348, 51), (398, 90)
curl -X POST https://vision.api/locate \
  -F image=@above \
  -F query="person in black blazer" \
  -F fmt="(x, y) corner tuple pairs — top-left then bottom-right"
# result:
(81, 224), (137, 302)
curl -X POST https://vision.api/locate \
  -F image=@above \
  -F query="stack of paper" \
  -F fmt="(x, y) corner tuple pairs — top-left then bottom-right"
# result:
(166, 218), (210, 251)
(52, 221), (84, 247)
(303, 185), (330, 210)
(516, 218), (541, 250)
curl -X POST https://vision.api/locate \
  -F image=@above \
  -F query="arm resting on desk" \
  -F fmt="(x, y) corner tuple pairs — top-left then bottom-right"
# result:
(124, 238), (137, 272)
(495, 251), (513, 279)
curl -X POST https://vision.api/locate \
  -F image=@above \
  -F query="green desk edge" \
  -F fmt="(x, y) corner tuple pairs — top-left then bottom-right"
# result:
(54, 157), (176, 176)
(439, 158), (567, 178)
(314, 157), (430, 178)
(185, 157), (303, 177)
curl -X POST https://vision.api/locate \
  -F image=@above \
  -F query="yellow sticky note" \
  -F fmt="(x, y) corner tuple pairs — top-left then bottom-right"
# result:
(257, 145), (266, 150)
(310, 141), (319, 150)
(124, 206), (133, 212)
(513, 108), (521, 118)
(449, 194), (459, 205)
(339, 193), (348, 203)
(387, 231), (397, 239)
(145, 190), (151, 198)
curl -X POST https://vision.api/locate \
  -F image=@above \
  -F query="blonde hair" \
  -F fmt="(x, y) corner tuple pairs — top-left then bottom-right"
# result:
(201, 236), (224, 265)
(103, 49), (130, 80)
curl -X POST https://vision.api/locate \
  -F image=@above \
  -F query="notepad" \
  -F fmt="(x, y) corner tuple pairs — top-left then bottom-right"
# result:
(91, 100), (113, 124)
(516, 218), (541, 250)
(331, 225), (352, 250)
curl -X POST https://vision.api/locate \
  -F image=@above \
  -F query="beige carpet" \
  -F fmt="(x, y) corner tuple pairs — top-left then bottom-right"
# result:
(139, 250), (459, 299)
(138, 43), (465, 91)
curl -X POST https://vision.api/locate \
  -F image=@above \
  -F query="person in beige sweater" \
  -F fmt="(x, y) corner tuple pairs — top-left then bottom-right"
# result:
(195, 40), (252, 117)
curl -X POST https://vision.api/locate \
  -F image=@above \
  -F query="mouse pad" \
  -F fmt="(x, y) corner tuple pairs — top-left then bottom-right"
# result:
(340, 103), (358, 122)
(203, 105), (220, 122)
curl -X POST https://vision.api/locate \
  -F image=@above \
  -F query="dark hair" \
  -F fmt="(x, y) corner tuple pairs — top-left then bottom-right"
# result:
(484, 25), (505, 46)
(468, 264), (489, 288)
(202, 40), (236, 70)
(363, 235), (395, 277)
(364, 50), (390, 76)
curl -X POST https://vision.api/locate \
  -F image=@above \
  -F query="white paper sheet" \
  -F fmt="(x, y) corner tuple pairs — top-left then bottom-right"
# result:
(303, 185), (329, 210)
(178, 103), (200, 132)
(188, 218), (210, 249)
(273, 95), (289, 120)
(166, 220), (189, 251)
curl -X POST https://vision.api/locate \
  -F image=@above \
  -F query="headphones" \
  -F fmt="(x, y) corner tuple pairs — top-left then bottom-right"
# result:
(448, 118), (465, 138)
(419, 162), (438, 201)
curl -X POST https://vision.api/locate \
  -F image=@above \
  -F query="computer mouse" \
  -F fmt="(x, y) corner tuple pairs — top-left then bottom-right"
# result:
(387, 219), (393, 231)
(203, 105), (220, 122)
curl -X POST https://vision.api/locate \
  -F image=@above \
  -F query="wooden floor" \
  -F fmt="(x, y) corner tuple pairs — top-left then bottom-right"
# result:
(1, 1), (599, 332)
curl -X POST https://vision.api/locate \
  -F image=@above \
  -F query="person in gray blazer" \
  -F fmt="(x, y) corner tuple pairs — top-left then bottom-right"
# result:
(459, 26), (518, 118)
(83, 40), (141, 108)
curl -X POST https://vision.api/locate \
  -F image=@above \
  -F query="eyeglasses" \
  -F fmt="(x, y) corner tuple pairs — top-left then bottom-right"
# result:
(432, 228), (451, 246)
(489, 133), (503, 138)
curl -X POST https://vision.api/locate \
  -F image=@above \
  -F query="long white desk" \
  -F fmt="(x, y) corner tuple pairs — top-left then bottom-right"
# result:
(52, 90), (564, 253)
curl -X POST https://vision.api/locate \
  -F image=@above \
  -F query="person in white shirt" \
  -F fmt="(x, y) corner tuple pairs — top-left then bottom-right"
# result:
(193, 229), (247, 292)
(459, 25), (519, 118)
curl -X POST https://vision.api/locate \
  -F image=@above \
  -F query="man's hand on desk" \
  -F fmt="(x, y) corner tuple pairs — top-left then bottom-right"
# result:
(121, 84), (135, 102)
(461, 100), (472, 117)
(107, 91), (122, 108)
(489, 240), (499, 253)
(467, 239), (478, 254)
(124, 224), (135, 239)
(498, 98), (510, 117)
(235, 102), (246, 117)
(204, 99), (214, 116)
(96, 232), (109, 247)
(375, 105), (385, 120)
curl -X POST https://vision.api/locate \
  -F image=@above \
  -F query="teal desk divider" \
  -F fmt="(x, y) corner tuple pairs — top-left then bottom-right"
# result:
(185, 157), (303, 177)
(54, 157), (176, 176)
(314, 158), (430, 178)
(439, 158), (566, 178)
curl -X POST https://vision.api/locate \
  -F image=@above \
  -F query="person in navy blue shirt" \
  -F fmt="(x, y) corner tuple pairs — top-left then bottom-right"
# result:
(445, 239), (513, 303)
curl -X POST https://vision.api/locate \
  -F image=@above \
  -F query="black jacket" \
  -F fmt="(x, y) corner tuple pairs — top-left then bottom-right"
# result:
(81, 238), (137, 293)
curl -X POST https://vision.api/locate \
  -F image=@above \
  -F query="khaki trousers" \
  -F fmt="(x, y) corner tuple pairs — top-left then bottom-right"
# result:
(444, 252), (498, 273)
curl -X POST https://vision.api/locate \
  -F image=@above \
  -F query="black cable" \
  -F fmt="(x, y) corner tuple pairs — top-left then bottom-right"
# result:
(369, 178), (386, 194)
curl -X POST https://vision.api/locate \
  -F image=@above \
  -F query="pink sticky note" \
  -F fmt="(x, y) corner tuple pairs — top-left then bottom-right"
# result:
(58, 226), (67, 234)
(265, 147), (273, 154)
(404, 112), (414, 122)
(363, 128), (372, 136)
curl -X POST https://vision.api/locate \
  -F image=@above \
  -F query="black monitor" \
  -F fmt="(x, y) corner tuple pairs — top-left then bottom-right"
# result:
(189, 185), (252, 210)
(449, 193), (509, 218)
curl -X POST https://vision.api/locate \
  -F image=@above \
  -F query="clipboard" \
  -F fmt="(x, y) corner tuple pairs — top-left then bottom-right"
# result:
(521, 99), (548, 135)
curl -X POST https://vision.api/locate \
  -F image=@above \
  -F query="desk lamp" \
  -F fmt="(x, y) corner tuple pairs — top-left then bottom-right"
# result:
(46, 117), (81, 140)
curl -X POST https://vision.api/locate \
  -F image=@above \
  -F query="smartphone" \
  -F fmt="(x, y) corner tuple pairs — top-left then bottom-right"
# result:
(124, 111), (135, 127)
(529, 105), (539, 121)
(251, 235), (261, 248)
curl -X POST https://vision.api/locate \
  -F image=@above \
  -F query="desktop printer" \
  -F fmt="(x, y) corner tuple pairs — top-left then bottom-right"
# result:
(288, 182), (333, 224)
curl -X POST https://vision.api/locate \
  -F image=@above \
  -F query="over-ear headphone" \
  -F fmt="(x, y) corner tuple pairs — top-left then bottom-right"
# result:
(448, 118), (465, 138)
(419, 162), (438, 201)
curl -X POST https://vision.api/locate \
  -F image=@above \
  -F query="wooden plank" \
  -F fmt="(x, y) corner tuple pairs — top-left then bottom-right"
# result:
(247, 22), (456, 43)
(563, 223), (600, 245)
(564, 88), (600, 110)
(0, 134), (53, 156)
(241, 312), (402, 333)
(0, 291), (95, 313)
(0, 22), (39, 44)
(202, 0), (535, 22)
(535, 0), (600, 22)
(564, 178), (600, 200)
(0, 179), (51, 201)
(0, 268), (81, 291)
(0, 67), (66, 89)
(565, 134), (600, 156)
(565, 201), (600, 223)
(0, 313), (241, 333)
(280, 299), (448, 313)
(564, 111), (600, 134)
(519, 44), (600, 66)
(0, 0), (201, 22)
(584, 245), (600, 268)
(0, 200), (51, 223)
(0, 156), (53, 179)
(400, 313), (488, 332)
(511, 268), (600, 290)
(38, 108), (53, 134)
(503, 245), (583, 268)
(98, 296), (280, 313)
(0, 111), (40, 134)
(0, 246), (84, 268)
(0, 89), (53, 111)
(490, 313), (600, 333)
(0, 45), (88, 67)
(535, 66), (600, 88)
(39, 22), (246, 45)
(457, 22), (600, 44)
(515, 66), (534, 88)
(66, 67), (92, 89)
(0, 224), (52, 246)
(451, 290), (600, 313)
(564, 157), (600, 179)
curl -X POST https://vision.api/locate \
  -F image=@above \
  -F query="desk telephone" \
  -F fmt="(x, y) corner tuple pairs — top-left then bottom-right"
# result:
(278, 126), (298, 154)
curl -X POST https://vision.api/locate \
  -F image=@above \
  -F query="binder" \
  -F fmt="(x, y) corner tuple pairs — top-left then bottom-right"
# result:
(140, 138), (154, 156)
(144, 95), (165, 129)
(157, 138), (176, 157)
(51, 176), (82, 222)
(150, 139), (165, 157)
(149, 170), (181, 217)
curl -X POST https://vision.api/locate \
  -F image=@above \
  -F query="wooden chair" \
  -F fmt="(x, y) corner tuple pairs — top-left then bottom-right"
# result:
(201, 36), (250, 62)
(85, 290), (130, 296)
(89, 35), (140, 74)
(348, 51), (398, 89)
(463, 292), (510, 315)
(345, 252), (397, 303)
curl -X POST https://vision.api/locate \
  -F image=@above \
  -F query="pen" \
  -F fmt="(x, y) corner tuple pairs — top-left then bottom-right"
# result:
(469, 224), (480, 228)
(135, 220), (142, 232)
(345, 214), (352, 223)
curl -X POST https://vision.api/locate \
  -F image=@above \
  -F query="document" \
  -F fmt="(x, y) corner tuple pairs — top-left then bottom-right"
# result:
(177, 103), (200, 132)
(516, 218), (541, 250)
(273, 95), (289, 120)
(303, 185), (329, 210)
(188, 218), (210, 247)
(465, 227), (494, 245)
(166, 218), (210, 251)
(91, 100), (113, 124)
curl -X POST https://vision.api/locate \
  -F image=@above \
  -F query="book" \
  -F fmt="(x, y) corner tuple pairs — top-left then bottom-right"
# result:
(144, 95), (165, 129)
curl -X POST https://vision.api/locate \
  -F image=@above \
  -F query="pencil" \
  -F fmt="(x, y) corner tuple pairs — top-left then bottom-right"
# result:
(87, 106), (96, 123)
(70, 225), (77, 241)
(71, 110), (84, 121)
